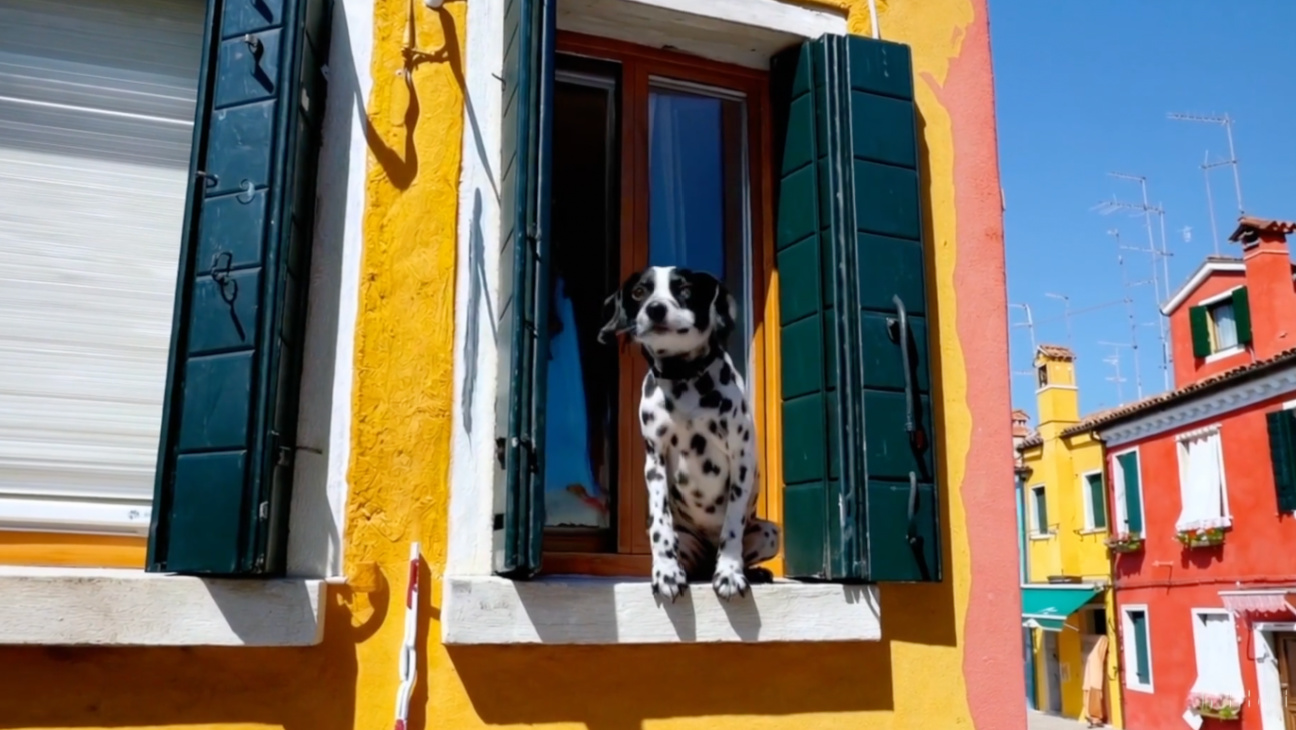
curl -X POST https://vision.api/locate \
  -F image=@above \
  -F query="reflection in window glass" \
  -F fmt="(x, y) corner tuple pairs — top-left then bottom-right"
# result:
(543, 64), (620, 536)
(647, 83), (749, 377)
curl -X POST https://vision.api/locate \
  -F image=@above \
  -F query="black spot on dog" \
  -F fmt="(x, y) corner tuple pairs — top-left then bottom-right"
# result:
(669, 485), (684, 502)
(670, 434), (679, 447)
(672, 380), (690, 399)
(728, 530), (737, 540)
(696, 372), (715, 395)
(691, 433), (707, 456)
(699, 391), (722, 409)
(663, 397), (675, 412)
(719, 364), (733, 385)
(708, 420), (719, 435)
(720, 398), (734, 413)
(676, 471), (690, 485)
(705, 505), (717, 514)
(741, 400), (748, 414)
(641, 410), (655, 425)
(703, 460), (721, 475)
(656, 424), (668, 438)
(739, 466), (748, 483)
(745, 522), (761, 535)
(646, 468), (664, 482)
(692, 489), (704, 500)
(676, 328), (690, 335)
(713, 495), (725, 507)
(652, 531), (661, 543)
(743, 430), (751, 442)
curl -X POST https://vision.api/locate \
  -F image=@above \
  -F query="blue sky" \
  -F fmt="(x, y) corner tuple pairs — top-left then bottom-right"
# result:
(991, 1), (1296, 424)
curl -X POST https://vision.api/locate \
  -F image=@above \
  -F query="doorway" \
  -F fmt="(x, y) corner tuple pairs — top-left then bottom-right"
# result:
(1278, 632), (1296, 730)
(1043, 630), (1063, 714)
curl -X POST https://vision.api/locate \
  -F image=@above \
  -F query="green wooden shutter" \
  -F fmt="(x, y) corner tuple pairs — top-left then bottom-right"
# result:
(772, 33), (940, 583)
(147, 0), (332, 575)
(1232, 287), (1253, 345)
(1266, 410), (1296, 512)
(1189, 305), (1212, 357)
(1088, 474), (1108, 529)
(1117, 451), (1143, 534)
(1130, 611), (1151, 684)
(492, 0), (555, 578)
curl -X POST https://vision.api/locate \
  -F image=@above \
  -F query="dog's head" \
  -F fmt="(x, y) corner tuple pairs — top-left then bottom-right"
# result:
(598, 266), (736, 356)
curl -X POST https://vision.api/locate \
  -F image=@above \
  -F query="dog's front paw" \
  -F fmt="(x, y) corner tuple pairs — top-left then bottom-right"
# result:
(711, 563), (749, 601)
(651, 561), (689, 603)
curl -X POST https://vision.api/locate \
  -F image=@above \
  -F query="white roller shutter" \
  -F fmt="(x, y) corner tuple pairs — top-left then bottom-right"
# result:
(0, 0), (205, 534)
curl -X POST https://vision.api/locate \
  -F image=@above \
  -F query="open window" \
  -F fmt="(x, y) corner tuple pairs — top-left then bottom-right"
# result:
(492, 0), (940, 584)
(1190, 287), (1252, 358)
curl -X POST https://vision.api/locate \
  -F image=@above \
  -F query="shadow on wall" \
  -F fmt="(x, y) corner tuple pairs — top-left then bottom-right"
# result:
(444, 108), (963, 730)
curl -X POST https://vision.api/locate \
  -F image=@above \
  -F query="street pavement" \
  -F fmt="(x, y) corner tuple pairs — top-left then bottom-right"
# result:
(1027, 711), (1118, 730)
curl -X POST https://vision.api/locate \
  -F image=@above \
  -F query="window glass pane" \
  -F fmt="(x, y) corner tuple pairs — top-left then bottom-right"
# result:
(1212, 302), (1238, 350)
(543, 60), (620, 535)
(1033, 487), (1047, 532)
(647, 83), (749, 376)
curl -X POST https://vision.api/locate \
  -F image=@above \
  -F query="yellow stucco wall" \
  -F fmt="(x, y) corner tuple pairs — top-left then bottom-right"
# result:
(0, 0), (1018, 728)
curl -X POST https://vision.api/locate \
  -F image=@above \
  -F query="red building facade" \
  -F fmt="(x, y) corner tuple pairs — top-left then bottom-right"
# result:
(1067, 217), (1296, 730)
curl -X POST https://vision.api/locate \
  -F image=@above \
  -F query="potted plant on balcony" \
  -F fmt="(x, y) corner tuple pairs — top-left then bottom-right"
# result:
(1105, 531), (1143, 554)
(1187, 692), (1243, 720)
(1176, 525), (1227, 548)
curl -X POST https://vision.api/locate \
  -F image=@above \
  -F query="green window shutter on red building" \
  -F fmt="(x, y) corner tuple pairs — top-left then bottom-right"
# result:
(1266, 410), (1296, 513)
(1117, 451), (1143, 534)
(147, 0), (333, 575)
(1232, 286), (1253, 344)
(1189, 304), (1212, 357)
(771, 33), (940, 583)
(492, 0), (556, 578)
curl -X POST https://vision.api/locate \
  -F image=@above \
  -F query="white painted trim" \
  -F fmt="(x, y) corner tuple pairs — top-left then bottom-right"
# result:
(1121, 603), (1155, 693)
(0, 494), (151, 537)
(1198, 285), (1245, 308)
(0, 566), (323, 646)
(1110, 446), (1145, 537)
(1251, 622), (1296, 730)
(1035, 384), (1078, 394)
(1098, 365), (1296, 447)
(1079, 469), (1105, 532)
(1284, 399), (1296, 410)
(1161, 261), (1247, 315)
(557, 0), (847, 70)
(1205, 344), (1246, 363)
(441, 576), (879, 644)
(445, 0), (875, 644)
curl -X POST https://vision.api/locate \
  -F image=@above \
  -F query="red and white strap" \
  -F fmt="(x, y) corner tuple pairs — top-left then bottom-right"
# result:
(394, 542), (420, 730)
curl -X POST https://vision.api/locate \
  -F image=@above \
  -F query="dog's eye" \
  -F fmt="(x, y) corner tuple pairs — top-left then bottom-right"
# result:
(677, 286), (691, 300)
(631, 285), (647, 301)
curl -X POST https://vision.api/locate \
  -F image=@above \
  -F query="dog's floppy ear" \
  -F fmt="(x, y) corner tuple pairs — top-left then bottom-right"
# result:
(705, 274), (737, 344)
(598, 288), (630, 345)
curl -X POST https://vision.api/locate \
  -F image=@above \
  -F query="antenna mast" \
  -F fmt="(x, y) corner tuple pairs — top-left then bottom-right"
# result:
(1168, 111), (1244, 215)
(1099, 341), (1130, 404)
(1094, 172), (1173, 391)
(1009, 302), (1038, 382)
(1109, 229), (1146, 400)
(1044, 292), (1074, 350)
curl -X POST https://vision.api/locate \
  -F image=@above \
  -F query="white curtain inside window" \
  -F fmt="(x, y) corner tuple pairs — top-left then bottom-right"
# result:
(1185, 612), (1245, 728)
(1212, 303), (1238, 350)
(1176, 430), (1230, 531)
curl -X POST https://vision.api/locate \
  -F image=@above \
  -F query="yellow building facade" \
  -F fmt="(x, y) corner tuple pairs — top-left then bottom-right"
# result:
(0, 0), (1025, 727)
(1017, 345), (1123, 727)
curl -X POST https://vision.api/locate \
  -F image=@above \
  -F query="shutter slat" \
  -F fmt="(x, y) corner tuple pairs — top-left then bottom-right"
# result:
(772, 33), (940, 583)
(147, 0), (332, 575)
(492, 0), (555, 578)
(1189, 305), (1212, 358)
(1233, 287), (1253, 345)
(1266, 410), (1296, 513)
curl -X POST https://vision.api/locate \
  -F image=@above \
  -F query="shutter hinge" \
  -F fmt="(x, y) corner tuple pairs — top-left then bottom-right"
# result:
(495, 436), (538, 473)
(259, 501), (270, 520)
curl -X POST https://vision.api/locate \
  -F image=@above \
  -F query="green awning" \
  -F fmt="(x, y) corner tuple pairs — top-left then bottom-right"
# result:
(1021, 586), (1102, 632)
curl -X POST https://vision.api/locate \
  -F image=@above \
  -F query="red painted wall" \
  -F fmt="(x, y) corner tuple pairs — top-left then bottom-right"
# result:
(1168, 269), (1249, 388)
(1110, 391), (1296, 730)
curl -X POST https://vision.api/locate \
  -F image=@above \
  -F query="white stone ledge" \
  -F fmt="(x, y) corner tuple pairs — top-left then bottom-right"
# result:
(442, 575), (880, 645)
(0, 566), (325, 646)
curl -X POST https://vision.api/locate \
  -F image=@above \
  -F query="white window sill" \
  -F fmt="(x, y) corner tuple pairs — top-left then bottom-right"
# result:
(1206, 345), (1245, 363)
(1029, 532), (1054, 541)
(0, 565), (325, 646)
(1125, 682), (1154, 694)
(442, 575), (880, 645)
(1080, 528), (1108, 535)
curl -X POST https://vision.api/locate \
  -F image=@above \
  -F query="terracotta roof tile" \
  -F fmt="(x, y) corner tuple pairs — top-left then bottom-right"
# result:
(1015, 408), (1116, 451)
(1036, 344), (1075, 361)
(1229, 216), (1296, 243)
(1059, 347), (1296, 437)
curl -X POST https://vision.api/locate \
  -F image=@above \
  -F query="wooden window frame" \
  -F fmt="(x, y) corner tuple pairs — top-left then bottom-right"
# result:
(539, 33), (778, 578)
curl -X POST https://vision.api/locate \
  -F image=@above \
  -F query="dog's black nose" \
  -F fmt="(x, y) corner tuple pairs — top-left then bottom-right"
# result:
(646, 302), (667, 323)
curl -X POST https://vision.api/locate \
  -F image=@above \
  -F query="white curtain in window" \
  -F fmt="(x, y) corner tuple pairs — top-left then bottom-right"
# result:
(1176, 429), (1229, 531)
(1213, 303), (1238, 350)
(1185, 612), (1244, 729)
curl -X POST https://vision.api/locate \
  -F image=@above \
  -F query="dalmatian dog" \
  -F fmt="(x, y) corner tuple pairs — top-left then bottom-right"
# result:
(598, 265), (780, 602)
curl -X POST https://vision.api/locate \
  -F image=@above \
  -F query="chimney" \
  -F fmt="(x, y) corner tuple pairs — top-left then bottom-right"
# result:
(1228, 217), (1296, 359)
